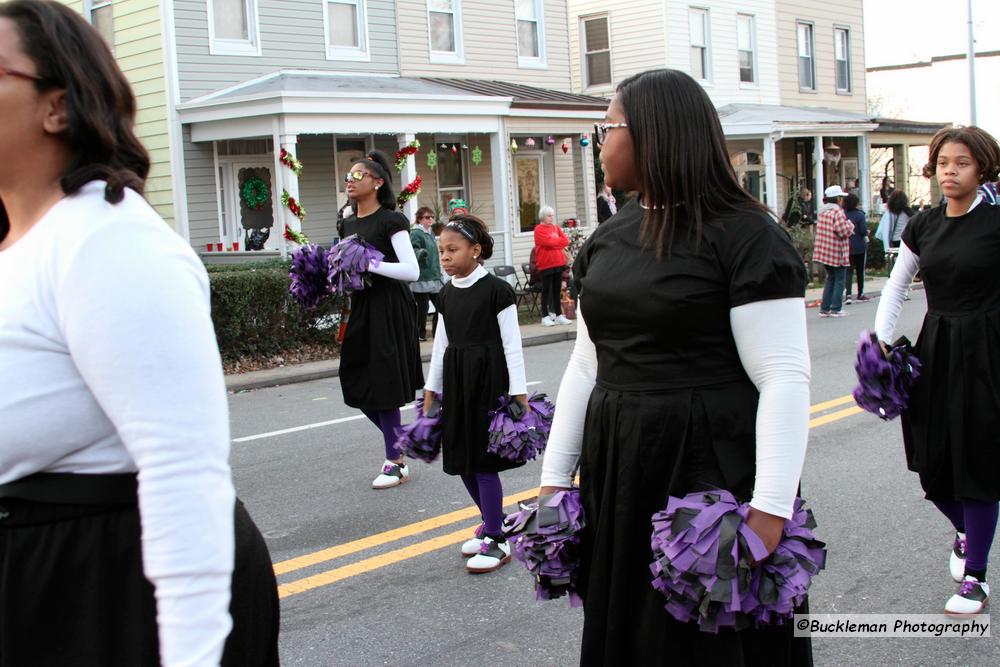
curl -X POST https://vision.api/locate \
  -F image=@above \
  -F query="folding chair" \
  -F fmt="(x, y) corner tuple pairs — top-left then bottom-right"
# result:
(493, 265), (535, 314)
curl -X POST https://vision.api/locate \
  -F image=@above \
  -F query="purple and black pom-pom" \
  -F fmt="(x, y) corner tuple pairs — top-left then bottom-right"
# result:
(288, 243), (331, 310)
(327, 234), (384, 295)
(504, 489), (585, 607)
(394, 394), (443, 463)
(649, 489), (826, 633)
(486, 393), (555, 463)
(852, 331), (921, 420)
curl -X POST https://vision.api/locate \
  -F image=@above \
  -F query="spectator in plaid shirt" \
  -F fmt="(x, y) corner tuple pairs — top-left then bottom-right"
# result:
(812, 185), (854, 316)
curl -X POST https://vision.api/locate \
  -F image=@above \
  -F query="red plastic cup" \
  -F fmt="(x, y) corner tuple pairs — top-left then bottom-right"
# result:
(233, 241), (240, 251)
(216, 243), (223, 252)
(206, 243), (213, 252)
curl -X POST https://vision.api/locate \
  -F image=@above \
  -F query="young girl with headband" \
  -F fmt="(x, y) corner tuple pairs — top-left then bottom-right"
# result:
(338, 150), (424, 489)
(424, 215), (529, 573)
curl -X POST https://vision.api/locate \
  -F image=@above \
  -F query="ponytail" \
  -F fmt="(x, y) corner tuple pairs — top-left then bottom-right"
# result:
(354, 150), (396, 210)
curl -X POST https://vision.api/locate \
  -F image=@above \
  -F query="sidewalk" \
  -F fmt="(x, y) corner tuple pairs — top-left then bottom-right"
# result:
(225, 275), (900, 392)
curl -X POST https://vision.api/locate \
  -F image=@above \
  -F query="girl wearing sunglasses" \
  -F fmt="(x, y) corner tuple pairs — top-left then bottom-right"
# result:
(337, 150), (424, 489)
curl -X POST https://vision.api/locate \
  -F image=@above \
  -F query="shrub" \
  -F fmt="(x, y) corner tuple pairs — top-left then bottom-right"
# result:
(208, 265), (343, 362)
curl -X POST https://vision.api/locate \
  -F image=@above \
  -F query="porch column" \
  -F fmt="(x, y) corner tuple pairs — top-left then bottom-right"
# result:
(274, 130), (300, 259)
(580, 141), (597, 227)
(763, 135), (778, 212)
(857, 135), (871, 214)
(813, 135), (825, 199)
(490, 124), (515, 266)
(397, 133), (418, 221)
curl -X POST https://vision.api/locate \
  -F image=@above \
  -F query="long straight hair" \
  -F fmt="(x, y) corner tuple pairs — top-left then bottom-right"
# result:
(0, 1), (150, 241)
(616, 69), (769, 255)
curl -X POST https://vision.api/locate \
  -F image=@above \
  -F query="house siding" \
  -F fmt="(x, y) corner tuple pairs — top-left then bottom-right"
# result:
(775, 0), (867, 112)
(173, 0), (399, 102)
(60, 0), (176, 228)
(297, 135), (340, 245)
(183, 126), (219, 248)
(397, 0), (572, 92)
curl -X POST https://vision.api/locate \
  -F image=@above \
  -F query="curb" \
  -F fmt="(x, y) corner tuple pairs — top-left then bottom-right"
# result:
(226, 327), (578, 392)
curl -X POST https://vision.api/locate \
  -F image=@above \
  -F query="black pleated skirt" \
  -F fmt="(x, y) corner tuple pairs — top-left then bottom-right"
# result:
(577, 382), (813, 667)
(0, 483), (279, 666)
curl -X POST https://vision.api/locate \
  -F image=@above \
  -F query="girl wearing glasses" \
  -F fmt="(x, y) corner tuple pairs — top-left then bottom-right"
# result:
(0, 2), (277, 665)
(338, 150), (424, 489)
(424, 215), (528, 573)
(538, 69), (812, 664)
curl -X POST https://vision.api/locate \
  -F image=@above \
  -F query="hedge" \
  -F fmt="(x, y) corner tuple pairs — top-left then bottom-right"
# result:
(208, 264), (343, 362)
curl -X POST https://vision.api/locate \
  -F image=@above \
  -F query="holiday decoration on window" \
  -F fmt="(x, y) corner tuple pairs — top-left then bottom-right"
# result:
(440, 143), (448, 149)
(471, 146), (483, 166)
(525, 137), (537, 148)
(579, 135), (591, 147)
(546, 135), (556, 146)
(397, 175), (423, 207)
(450, 144), (458, 155)
(561, 140), (570, 154)
(394, 139), (421, 172)
(510, 138), (518, 153)
(279, 148), (303, 176)
(427, 151), (438, 170)
(281, 190), (306, 221)
(240, 176), (270, 211)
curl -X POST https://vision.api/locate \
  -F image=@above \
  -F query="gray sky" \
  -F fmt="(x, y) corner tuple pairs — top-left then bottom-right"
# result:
(863, 0), (1000, 67)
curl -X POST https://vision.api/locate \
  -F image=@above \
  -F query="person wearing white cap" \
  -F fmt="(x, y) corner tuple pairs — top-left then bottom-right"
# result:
(811, 185), (854, 316)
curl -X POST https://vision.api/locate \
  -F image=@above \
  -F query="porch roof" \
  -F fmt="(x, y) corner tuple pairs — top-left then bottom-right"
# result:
(717, 103), (879, 137)
(177, 71), (605, 141)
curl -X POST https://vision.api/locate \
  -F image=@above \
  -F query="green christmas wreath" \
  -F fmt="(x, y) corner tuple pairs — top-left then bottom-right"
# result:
(241, 176), (270, 211)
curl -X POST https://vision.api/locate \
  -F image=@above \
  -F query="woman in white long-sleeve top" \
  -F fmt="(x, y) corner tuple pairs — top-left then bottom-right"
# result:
(537, 69), (813, 665)
(0, 3), (277, 665)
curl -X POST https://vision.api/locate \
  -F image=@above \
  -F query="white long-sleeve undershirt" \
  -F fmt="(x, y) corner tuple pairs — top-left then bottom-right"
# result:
(424, 265), (527, 396)
(367, 230), (420, 282)
(539, 297), (811, 519)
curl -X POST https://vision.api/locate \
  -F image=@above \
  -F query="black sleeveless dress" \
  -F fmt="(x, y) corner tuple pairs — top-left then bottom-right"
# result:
(573, 199), (811, 666)
(436, 273), (525, 475)
(899, 202), (1000, 501)
(339, 208), (424, 411)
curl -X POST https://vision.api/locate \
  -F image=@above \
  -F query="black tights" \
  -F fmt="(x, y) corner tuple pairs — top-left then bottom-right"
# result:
(540, 267), (564, 317)
(412, 291), (438, 338)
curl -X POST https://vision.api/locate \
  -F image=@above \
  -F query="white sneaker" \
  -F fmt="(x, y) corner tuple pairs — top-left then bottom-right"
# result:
(554, 314), (572, 325)
(465, 537), (511, 573)
(540, 315), (555, 327)
(460, 523), (487, 557)
(950, 532), (967, 583)
(945, 576), (989, 615)
(371, 460), (410, 489)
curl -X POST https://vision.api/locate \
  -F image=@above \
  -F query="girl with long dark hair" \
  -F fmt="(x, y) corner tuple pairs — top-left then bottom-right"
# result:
(537, 69), (813, 664)
(338, 149), (424, 488)
(0, 2), (277, 664)
(873, 126), (1000, 615)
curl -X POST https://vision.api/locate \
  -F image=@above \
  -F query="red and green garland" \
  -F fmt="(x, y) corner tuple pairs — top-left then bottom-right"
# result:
(281, 190), (306, 222)
(279, 147), (303, 176)
(278, 147), (310, 244)
(284, 224), (309, 245)
(397, 175), (422, 207)
(394, 139), (421, 172)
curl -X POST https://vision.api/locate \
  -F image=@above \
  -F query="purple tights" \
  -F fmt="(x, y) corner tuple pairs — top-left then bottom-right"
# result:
(932, 499), (999, 577)
(362, 408), (402, 461)
(460, 472), (504, 537)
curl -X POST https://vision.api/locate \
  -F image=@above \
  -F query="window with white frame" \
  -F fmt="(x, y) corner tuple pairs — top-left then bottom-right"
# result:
(87, 0), (114, 52)
(834, 27), (851, 93)
(324, 0), (368, 59)
(582, 15), (611, 87)
(797, 21), (815, 90)
(428, 0), (462, 61)
(516, 0), (544, 65)
(688, 8), (710, 81)
(208, 0), (260, 56)
(736, 14), (755, 84)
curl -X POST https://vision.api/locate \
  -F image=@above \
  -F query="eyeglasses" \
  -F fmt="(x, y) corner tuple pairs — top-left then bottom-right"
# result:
(0, 65), (43, 82)
(594, 122), (628, 147)
(343, 170), (373, 183)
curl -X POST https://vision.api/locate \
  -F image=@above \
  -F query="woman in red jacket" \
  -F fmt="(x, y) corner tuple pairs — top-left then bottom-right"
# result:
(533, 206), (572, 326)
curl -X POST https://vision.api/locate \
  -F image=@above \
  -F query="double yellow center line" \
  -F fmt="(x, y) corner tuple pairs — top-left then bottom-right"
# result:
(276, 393), (863, 599)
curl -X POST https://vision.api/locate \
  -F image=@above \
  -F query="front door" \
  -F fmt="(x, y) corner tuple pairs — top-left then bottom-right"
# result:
(515, 155), (545, 233)
(221, 160), (277, 251)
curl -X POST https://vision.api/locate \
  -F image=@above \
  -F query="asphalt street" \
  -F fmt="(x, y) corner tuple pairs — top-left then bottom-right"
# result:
(228, 290), (1000, 666)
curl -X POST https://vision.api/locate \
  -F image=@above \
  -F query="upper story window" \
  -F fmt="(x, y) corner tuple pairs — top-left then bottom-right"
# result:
(516, 0), (545, 67)
(797, 21), (815, 90)
(834, 26), (852, 93)
(428, 0), (463, 63)
(688, 7), (710, 81)
(582, 15), (611, 88)
(736, 14), (755, 84)
(86, 0), (114, 52)
(208, 0), (260, 56)
(324, 0), (369, 60)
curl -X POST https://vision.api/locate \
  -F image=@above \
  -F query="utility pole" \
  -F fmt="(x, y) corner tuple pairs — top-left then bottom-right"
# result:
(967, 0), (977, 125)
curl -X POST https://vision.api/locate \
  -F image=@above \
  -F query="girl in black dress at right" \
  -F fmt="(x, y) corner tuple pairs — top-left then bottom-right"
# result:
(873, 126), (1000, 615)
(538, 69), (813, 665)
